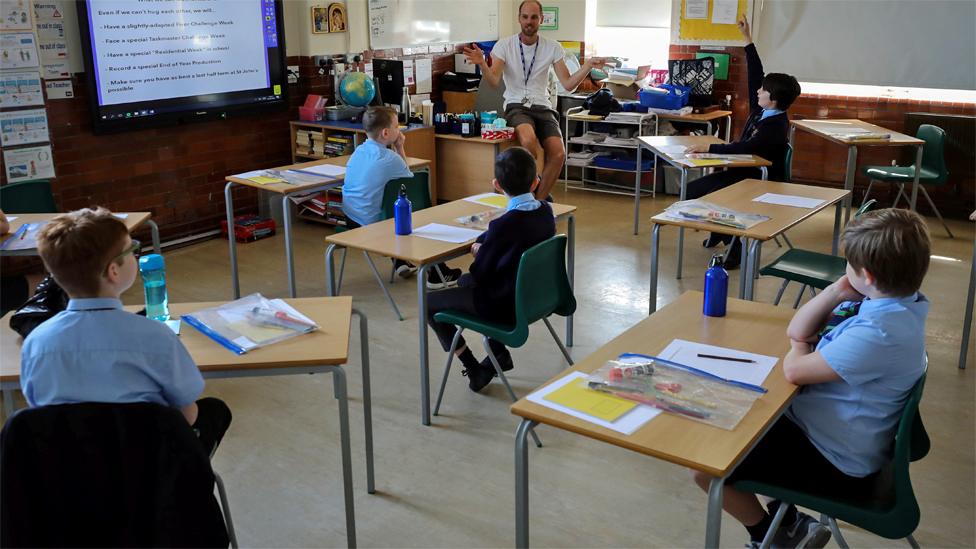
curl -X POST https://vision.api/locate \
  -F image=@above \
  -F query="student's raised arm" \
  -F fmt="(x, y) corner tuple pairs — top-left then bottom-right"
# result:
(738, 16), (764, 112)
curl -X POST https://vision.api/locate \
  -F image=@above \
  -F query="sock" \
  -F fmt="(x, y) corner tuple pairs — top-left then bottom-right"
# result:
(457, 348), (479, 370)
(745, 511), (774, 543)
(766, 500), (798, 528)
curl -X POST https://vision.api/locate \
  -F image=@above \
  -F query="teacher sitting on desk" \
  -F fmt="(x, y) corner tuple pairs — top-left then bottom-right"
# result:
(463, 0), (606, 201)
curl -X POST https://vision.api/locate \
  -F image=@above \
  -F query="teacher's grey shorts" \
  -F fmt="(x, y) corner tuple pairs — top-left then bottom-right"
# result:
(504, 104), (562, 141)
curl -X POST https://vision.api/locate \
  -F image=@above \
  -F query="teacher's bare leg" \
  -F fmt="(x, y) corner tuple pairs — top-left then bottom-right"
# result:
(538, 135), (566, 200)
(514, 123), (544, 162)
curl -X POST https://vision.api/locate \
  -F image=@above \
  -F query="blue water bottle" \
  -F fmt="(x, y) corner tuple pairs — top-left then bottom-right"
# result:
(703, 253), (728, 317)
(138, 253), (170, 321)
(394, 184), (412, 235)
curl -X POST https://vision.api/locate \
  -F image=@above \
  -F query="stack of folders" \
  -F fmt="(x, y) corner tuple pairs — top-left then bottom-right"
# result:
(182, 293), (318, 355)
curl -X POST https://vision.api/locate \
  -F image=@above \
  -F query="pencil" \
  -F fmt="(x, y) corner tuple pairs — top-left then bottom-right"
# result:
(697, 353), (755, 363)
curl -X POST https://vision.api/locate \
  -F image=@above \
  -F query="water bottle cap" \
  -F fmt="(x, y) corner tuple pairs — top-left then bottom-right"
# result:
(709, 253), (725, 268)
(138, 253), (165, 272)
(399, 183), (407, 196)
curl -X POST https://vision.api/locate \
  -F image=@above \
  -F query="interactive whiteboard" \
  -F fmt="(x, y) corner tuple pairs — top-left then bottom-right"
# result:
(367, 0), (499, 50)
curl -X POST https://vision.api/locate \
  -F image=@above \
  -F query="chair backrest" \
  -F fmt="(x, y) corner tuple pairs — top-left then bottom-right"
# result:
(783, 142), (794, 183)
(0, 179), (57, 213)
(882, 370), (928, 537)
(855, 198), (878, 217)
(511, 235), (577, 343)
(1, 402), (229, 547)
(916, 124), (949, 183)
(381, 171), (431, 220)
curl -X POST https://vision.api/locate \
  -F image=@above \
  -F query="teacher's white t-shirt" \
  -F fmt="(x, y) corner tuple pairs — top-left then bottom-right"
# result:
(491, 35), (565, 110)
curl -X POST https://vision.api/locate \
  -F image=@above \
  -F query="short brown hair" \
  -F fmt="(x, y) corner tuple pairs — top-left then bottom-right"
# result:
(519, 0), (543, 15)
(362, 106), (397, 139)
(842, 208), (930, 296)
(37, 207), (130, 297)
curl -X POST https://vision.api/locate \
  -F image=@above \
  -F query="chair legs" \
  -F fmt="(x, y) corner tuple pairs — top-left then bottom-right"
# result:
(542, 317), (574, 366)
(482, 335), (542, 448)
(757, 501), (791, 549)
(781, 233), (794, 249)
(335, 248), (348, 294)
(906, 533), (921, 549)
(213, 471), (238, 549)
(363, 252), (405, 321)
(917, 186), (954, 238)
(828, 517), (850, 549)
(862, 180), (875, 208)
(792, 284), (808, 309)
(433, 327), (465, 416)
(773, 280), (789, 306)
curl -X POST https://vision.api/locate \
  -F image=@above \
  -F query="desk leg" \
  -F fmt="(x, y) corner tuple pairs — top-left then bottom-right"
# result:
(325, 244), (340, 296)
(960, 237), (976, 370)
(566, 214), (575, 347)
(633, 144), (642, 235)
(760, 166), (768, 181)
(649, 223), (661, 314)
(745, 239), (761, 300)
(515, 418), (538, 549)
(843, 146), (858, 226)
(147, 220), (161, 254)
(331, 366), (356, 548)
(677, 168), (688, 279)
(417, 263), (431, 426)
(282, 195), (297, 298)
(706, 121), (713, 137)
(352, 308), (375, 494)
(831, 202), (842, 256)
(705, 477), (725, 549)
(738, 238), (750, 299)
(909, 144), (923, 211)
(725, 115), (732, 142)
(224, 182), (240, 299)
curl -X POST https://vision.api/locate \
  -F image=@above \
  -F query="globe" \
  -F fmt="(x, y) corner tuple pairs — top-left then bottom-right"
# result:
(338, 71), (376, 107)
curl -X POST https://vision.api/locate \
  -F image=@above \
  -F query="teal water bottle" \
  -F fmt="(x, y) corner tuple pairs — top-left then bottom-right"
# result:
(138, 253), (170, 321)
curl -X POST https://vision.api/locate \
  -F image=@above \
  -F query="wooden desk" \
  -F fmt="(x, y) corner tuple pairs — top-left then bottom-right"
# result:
(511, 291), (797, 548)
(640, 135), (773, 278)
(324, 198), (577, 426)
(223, 155), (431, 299)
(0, 212), (160, 256)
(790, 119), (925, 223)
(648, 180), (850, 312)
(1, 296), (372, 548)
(434, 134), (515, 201)
(656, 110), (734, 141)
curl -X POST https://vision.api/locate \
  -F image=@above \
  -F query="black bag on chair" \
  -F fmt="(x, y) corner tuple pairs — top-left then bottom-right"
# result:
(9, 275), (68, 339)
(583, 88), (621, 117)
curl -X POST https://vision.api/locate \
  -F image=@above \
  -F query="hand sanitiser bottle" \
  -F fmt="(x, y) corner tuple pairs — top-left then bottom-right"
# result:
(703, 253), (728, 317)
(138, 253), (170, 321)
(394, 184), (412, 235)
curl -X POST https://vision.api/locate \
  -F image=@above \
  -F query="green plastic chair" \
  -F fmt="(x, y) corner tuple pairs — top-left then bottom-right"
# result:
(735, 371), (929, 549)
(861, 124), (953, 238)
(0, 180), (56, 213)
(334, 171), (432, 321)
(760, 200), (877, 308)
(773, 144), (796, 250)
(432, 235), (577, 447)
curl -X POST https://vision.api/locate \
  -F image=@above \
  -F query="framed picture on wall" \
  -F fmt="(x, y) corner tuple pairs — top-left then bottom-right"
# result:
(541, 6), (558, 30)
(328, 3), (347, 33)
(312, 6), (328, 34)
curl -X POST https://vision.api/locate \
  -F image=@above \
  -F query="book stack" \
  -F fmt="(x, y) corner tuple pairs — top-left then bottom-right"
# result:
(324, 133), (353, 157)
(295, 129), (315, 157)
(299, 187), (349, 226)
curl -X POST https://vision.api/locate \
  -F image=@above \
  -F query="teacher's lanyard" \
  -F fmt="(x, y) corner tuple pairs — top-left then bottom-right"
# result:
(518, 39), (538, 90)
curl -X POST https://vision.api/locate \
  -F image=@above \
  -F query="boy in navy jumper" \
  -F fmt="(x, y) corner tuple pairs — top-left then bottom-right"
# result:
(427, 147), (555, 392)
(685, 17), (801, 268)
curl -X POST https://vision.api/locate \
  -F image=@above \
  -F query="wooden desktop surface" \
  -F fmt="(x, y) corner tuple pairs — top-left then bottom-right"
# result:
(1, 212), (152, 249)
(0, 297), (353, 383)
(650, 179), (849, 241)
(639, 136), (772, 168)
(655, 110), (733, 122)
(224, 156), (431, 195)
(435, 134), (513, 145)
(325, 199), (576, 265)
(791, 119), (924, 147)
(510, 291), (798, 478)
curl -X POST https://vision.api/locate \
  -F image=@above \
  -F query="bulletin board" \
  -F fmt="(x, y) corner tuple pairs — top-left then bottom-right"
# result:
(670, 0), (754, 45)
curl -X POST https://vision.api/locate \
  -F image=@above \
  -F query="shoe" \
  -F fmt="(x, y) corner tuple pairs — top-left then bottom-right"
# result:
(462, 363), (494, 393)
(480, 351), (514, 375)
(723, 239), (742, 270)
(426, 266), (462, 290)
(394, 260), (418, 279)
(703, 233), (733, 248)
(771, 511), (831, 549)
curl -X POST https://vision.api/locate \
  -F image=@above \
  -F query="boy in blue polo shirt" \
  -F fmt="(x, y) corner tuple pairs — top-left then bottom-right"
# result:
(693, 208), (930, 549)
(21, 208), (231, 456)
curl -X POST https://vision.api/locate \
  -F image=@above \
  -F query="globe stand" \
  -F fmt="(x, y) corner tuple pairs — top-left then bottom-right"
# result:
(325, 71), (378, 121)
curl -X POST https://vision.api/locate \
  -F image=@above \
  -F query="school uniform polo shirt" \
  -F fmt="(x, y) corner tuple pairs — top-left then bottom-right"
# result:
(341, 138), (414, 227)
(21, 297), (204, 409)
(787, 293), (929, 477)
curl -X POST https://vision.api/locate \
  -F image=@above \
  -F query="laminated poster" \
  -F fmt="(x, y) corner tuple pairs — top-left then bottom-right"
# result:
(36, 20), (64, 42)
(3, 145), (55, 183)
(0, 71), (44, 108)
(1, 0), (33, 30)
(44, 78), (72, 99)
(32, 1), (64, 21)
(0, 33), (40, 69)
(41, 61), (69, 79)
(0, 108), (50, 147)
(38, 38), (67, 64)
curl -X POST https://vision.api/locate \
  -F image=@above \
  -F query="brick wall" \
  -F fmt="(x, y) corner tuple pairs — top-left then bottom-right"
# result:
(669, 44), (976, 219)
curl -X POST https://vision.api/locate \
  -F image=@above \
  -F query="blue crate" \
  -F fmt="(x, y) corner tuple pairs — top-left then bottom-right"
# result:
(639, 84), (691, 110)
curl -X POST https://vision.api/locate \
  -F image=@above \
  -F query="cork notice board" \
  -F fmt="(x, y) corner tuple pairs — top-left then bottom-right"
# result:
(671, 0), (753, 45)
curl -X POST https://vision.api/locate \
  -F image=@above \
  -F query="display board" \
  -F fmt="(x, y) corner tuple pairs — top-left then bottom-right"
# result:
(670, 0), (752, 45)
(367, 0), (499, 50)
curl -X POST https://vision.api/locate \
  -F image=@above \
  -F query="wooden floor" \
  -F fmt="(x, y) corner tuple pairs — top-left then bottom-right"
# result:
(81, 188), (976, 546)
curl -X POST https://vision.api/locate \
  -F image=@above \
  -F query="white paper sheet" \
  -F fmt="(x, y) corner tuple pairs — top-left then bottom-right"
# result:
(711, 0), (738, 24)
(685, 0), (708, 19)
(403, 59), (415, 86)
(415, 57), (433, 94)
(112, 213), (128, 219)
(411, 223), (483, 244)
(652, 144), (690, 157)
(526, 371), (661, 435)
(294, 163), (347, 177)
(753, 193), (825, 209)
(657, 339), (778, 388)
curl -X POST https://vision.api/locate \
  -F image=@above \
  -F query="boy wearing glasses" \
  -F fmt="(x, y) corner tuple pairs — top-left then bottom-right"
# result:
(20, 208), (230, 456)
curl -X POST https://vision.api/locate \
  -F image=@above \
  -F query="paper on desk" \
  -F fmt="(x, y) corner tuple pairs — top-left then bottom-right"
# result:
(678, 158), (730, 167)
(653, 145), (689, 157)
(296, 163), (347, 178)
(527, 372), (661, 435)
(657, 339), (777, 388)
(412, 223), (483, 243)
(0, 222), (44, 251)
(112, 213), (128, 219)
(5, 216), (15, 222)
(753, 193), (825, 209)
(463, 192), (509, 209)
(711, 0), (739, 24)
(543, 376), (638, 422)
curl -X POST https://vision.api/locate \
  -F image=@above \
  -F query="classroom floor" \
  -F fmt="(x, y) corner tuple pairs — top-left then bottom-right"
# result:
(120, 188), (974, 548)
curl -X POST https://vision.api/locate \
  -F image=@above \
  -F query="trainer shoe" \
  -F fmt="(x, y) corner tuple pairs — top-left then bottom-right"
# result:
(480, 351), (514, 374)
(771, 512), (831, 549)
(426, 266), (462, 290)
(462, 363), (494, 393)
(394, 260), (418, 279)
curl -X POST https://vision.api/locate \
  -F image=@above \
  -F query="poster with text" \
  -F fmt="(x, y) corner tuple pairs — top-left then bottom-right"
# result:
(0, 33), (39, 69)
(36, 20), (64, 42)
(33, 1), (64, 21)
(45, 78), (72, 99)
(38, 38), (67, 63)
(1, 0), (33, 30)
(0, 109), (49, 147)
(3, 145), (55, 183)
(41, 61), (69, 79)
(0, 71), (44, 107)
